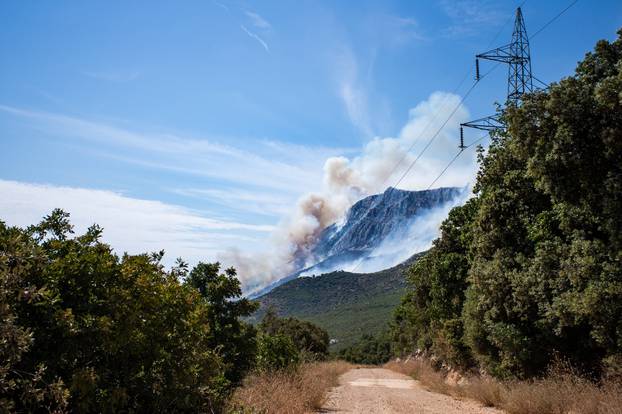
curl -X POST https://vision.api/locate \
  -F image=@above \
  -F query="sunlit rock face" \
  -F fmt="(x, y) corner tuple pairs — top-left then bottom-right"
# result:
(251, 186), (465, 298)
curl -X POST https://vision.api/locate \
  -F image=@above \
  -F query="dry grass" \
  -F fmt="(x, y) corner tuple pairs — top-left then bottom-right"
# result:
(384, 359), (450, 394)
(227, 360), (352, 414)
(385, 359), (622, 414)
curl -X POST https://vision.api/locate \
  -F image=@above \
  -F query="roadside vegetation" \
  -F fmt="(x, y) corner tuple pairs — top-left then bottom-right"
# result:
(227, 360), (351, 414)
(390, 30), (622, 380)
(0, 210), (334, 413)
(386, 358), (622, 414)
(337, 332), (392, 365)
(371, 27), (622, 414)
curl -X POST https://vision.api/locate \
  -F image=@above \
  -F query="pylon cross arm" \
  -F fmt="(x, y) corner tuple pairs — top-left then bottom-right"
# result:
(460, 115), (506, 132)
(476, 44), (528, 64)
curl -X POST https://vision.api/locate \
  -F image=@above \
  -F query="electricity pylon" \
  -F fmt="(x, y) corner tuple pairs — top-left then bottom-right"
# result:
(460, 7), (534, 148)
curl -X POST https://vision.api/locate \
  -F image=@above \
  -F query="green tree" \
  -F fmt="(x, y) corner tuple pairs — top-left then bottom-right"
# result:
(0, 210), (258, 412)
(185, 262), (259, 384)
(258, 309), (329, 358)
(254, 334), (300, 372)
(463, 31), (622, 378)
(0, 216), (69, 413)
(337, 333), (392, 365)
(392, 29), (622, 379)
(391, 199), (479, 368)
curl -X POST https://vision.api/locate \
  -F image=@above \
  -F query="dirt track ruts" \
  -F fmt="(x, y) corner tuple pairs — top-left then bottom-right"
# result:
(318, 367), (504, 414)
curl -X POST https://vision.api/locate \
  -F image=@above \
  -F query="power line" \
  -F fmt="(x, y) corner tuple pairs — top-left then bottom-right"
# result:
(427, 134), (488, 190)
(529, 0), (579, 40)
(346, 1), (579, 275)
(308, 4), (523, 268)
(349, 134), (487, 273)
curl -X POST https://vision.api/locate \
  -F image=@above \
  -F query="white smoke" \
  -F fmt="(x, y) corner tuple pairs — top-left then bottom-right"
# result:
(343, 189), (471, 273)
(221, 91), (475, 294)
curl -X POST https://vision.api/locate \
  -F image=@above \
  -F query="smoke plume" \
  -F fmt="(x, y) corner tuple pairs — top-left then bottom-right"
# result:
(220, 91), (474, 294)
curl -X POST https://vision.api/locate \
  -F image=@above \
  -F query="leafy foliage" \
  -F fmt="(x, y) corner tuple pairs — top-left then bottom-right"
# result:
(252, 256), (419, 350)
(254, 334), (300, 372)
(0, 210), (256, 412)
(185, 263), (258, 384)
(392, 200), (478, 369)
(337, 333), (392, 365)
(392, 30), (622, 379)
(258, 309), (329, 359)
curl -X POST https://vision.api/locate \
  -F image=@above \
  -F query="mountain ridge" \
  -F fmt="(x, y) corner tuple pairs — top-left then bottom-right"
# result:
(251, 186), (464, 298)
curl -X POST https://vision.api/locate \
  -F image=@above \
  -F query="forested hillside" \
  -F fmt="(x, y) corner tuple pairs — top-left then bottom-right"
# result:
(392, 30), (622, 379)
(0, 210), (330, 413)
(252, 254), (421, 350)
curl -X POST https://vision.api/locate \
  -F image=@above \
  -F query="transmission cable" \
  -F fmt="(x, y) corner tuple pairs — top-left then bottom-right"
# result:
(306, 2), (523, 271)
(348, 133), (487, 273)
(346, 0), (580, 274)
(529, 0), (579, 40)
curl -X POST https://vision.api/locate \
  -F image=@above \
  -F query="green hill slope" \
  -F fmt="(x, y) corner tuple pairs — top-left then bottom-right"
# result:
(251, 254), (422, 351)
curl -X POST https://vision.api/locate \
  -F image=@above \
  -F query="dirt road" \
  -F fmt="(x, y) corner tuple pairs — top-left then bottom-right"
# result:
(319, 367), (503, 414)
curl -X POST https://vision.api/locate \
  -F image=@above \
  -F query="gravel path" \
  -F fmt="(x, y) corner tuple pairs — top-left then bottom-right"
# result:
(318, 367), (504, 414)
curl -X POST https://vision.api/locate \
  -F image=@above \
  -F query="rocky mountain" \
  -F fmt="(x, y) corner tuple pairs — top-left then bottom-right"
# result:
(251, 186), (465, 298)
(308, 186), (463, 271)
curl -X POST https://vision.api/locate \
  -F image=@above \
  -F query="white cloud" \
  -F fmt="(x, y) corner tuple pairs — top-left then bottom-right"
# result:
(0, 179), (272, 266)
(171, 187), (293, 217)
(245, 11), (271, 29)
(325, 90), (476, 194)
(0, 105), (326, 194)
(439, 0), (506, 38)
(240, 25), (270, 53)
(335, 46), (374, 137)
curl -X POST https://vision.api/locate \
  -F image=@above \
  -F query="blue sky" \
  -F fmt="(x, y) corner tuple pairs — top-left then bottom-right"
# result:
(1, 0), (620, 289)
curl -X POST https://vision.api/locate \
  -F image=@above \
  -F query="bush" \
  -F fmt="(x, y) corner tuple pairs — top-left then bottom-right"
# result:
(228, 361), (351, 414)
(385, 358), (622, 414)
(337, 333), (392, 365)
(391, 29), (622, 380)
(0, 210), (255, 412)
(258, 308), (329, 359)
(255, 334), (300, 372)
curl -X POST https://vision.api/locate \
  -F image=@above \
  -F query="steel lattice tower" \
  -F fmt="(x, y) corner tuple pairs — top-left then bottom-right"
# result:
(459, 7), (534, 148)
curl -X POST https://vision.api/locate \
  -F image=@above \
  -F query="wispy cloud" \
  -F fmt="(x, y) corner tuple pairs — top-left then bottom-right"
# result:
(0, 179), (272, 267)
(212, 0), (229, 12)
(439, 0), (506, 38)
(335, 46), (374, 137)
(0, 105), (327, 194)
(245, 10), (271, 29)
(240, 25), (270, 53)
(171, 187), (293, 217)
(390, 16), (426, 43)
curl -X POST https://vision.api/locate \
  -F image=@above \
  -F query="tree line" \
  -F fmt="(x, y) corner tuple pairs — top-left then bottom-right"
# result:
(0, 210), (329, 413)
(391, 29), (622, 379)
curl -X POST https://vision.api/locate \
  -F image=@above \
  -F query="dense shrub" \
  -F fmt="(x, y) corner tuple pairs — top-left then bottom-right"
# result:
(0, 210), (255, 412)
(337, 333), (392, 365)
(392, 30), (622, 379)
(255, 334), (300, 372)
(391, 199), (478, 369)
(185, 263), (258, 384)
(258, 309), (329, 359)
